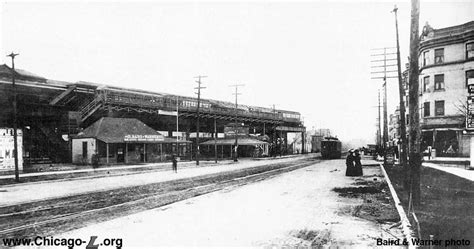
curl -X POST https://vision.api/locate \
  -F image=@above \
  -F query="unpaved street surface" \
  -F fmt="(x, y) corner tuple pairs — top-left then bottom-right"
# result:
(60, 159), (402, 247)
(0, 158), (315, 238)
(0, 156), (313, 207)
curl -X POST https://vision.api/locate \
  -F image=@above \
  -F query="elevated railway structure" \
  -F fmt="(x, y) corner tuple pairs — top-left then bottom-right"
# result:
(0, 65), (304, 165)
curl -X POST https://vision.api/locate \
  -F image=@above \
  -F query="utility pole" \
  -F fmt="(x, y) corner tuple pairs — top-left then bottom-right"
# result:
(214, 118), (217, 163)
(408, 0), (421, 205)
(373, 90), (382, 147)
(230, 84), (244, 162)
(7, 52), (20, 182)
(194, 76), (207, 166)
(392, 5), (408, 169)
(371, 47), (398, 162)
(176, 96), (179, 156)
(378, 90), (382, 147)
(383, 48), (389, 151)
(272, 104), (277, 157)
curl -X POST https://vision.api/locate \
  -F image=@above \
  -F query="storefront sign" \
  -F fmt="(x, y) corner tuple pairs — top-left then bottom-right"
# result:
(0, 128), (23, 171)
(224, 125), (249, 137)
(158, 110), (178, 116)
(124, 134), (164, 142)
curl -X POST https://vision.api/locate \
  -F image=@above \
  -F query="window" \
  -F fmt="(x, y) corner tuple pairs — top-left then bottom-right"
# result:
(434, 48), (444, 64)
(435, 100), (445, 116)
(434, 74), (444, 90)
(423, 50), (430, 66)
(467, 42), (474, 59)
(424, 102), (430, 117)
(467, 70), (474, 87)
(423, 76), (430, 92)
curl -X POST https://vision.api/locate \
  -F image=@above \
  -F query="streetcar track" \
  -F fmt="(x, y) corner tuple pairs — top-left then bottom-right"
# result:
(0, 159), (319, 237)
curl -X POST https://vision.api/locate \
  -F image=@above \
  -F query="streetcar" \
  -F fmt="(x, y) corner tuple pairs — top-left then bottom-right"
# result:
(320, 137), (342, 159)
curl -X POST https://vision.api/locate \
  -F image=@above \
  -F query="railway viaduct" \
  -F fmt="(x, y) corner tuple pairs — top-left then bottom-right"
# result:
(0, 65), (305, 164)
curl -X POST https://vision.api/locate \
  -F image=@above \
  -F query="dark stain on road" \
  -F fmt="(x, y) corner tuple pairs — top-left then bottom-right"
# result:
(332, 177), (399, 224)
(292, 228), (332, 246)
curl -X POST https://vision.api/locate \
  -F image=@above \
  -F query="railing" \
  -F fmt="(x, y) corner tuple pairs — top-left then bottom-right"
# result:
(80, 94), (104, 121)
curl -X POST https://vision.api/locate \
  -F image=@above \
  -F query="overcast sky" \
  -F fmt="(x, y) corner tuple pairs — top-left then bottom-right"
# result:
(1, 0), (473, 145)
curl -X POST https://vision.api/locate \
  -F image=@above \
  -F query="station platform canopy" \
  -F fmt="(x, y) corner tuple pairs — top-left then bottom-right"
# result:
(275, 126), (305, 132)
(201, 137), (268, 146)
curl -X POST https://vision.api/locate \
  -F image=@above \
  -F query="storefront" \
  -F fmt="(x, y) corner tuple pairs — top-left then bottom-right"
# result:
(421, 128), (468, 157)
(200, 137), (269, 159)
(197, 123), (269, 159)
(72, 117), (190, 165)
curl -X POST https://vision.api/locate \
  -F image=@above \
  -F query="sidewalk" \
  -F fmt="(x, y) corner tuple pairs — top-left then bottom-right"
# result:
(423, 162), (474, 181)
(0, 154), (316, 207)
(423, 156), (469, 166)
(0, 153), (312, 181)
(420, 156), (473, 181)
(0, 161), (196, 180)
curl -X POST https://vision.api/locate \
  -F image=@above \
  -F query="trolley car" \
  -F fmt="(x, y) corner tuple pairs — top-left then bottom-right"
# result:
(320, 137), (342, 159)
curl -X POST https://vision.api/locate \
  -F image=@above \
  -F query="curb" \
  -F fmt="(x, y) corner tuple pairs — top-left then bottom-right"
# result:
(379, 163), (416, 248)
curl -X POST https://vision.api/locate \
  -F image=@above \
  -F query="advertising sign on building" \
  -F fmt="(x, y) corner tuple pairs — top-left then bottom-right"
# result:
(0, 128), (23, 171)
(468, 78), (474, 94)
(467, 77), (474, 131)
(467, 95), (474, 131)
(158, 110), (178, 116)
(124, 134), (164, 142)
(224, 124), (249, 138)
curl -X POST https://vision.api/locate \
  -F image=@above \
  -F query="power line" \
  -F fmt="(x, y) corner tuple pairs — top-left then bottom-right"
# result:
(370, 47), (393, 159)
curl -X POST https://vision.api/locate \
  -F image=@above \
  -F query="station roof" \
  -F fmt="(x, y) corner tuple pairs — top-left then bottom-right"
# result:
(75, 117), (186, 144)
(0, 64), (47, 83)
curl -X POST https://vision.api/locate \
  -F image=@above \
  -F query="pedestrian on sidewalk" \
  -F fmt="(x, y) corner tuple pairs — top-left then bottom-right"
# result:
(345, 149), (355, 176)
(428, 145), (432, 160)
(354, 149), (363, 176)
(172, 154), (178, 173)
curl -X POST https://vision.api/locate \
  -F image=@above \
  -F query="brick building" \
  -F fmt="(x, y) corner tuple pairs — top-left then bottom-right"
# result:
(417, 21), (474, 157)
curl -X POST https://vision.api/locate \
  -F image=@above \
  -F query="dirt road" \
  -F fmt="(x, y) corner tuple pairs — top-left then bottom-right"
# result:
(60, 159), (402, 247)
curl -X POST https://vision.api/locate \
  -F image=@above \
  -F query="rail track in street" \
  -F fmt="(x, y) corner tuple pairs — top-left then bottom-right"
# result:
(0, 157), (320, 238)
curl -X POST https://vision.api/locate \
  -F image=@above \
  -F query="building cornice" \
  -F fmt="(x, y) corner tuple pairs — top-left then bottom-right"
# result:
(420, 20), (474, 51)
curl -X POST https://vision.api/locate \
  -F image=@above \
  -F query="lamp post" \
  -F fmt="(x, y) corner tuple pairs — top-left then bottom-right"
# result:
(7, 52), (20, 182)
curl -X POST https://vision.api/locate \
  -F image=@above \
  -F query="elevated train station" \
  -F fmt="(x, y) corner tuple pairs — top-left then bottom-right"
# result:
(0, 65), (305, 167)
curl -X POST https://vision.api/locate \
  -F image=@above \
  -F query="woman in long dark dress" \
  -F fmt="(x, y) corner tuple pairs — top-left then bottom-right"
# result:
(353, 149), (363, 176)
(345, 150), (355, 176)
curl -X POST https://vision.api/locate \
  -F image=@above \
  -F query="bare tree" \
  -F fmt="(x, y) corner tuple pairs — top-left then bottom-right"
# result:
(454, 98), (468, 117)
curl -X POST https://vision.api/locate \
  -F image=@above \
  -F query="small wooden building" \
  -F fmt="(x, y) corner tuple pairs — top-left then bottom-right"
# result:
(72, 117), (189, 165)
